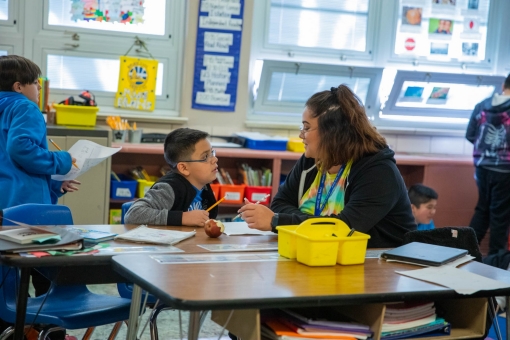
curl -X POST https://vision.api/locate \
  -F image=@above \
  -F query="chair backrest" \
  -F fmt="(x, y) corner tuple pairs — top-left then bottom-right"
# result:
(1, 203), (73, 226)
(402, 227), (483, 263)
(121, 201), (134, 224)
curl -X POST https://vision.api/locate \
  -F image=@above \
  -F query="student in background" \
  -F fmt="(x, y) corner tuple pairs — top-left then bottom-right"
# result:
(408, 184), (438, 230)
(238, 85), (416, 248)
(466, 73), (510, 254)
(0, 55), (80, 340)
(0, 55), (80, 210)
(125, 128), (219, 226)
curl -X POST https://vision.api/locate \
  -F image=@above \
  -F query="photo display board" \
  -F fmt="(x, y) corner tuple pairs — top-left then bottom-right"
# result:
(394, 0), (490, 62)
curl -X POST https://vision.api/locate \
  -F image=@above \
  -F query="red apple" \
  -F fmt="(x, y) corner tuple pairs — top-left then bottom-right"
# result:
(204, 219), (225, 238)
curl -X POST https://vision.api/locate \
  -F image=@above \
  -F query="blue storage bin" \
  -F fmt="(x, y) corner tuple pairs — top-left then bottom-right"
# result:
(244, 138), (288, 151)
(110, 174), (137, 199)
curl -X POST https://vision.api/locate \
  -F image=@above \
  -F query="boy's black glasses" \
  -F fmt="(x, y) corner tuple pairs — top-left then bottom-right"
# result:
(179, 149), (216, 163)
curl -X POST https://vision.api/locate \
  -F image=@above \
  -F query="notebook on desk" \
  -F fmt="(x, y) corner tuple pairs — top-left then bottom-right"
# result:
(380, 242), (468, 266)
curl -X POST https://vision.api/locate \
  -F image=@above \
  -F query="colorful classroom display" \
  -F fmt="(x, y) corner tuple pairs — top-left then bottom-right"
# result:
(115, 56), (158, 112)
(70, 0), (145, 24)
(192, 0), (244, 112)
(395, 0), (489, 61)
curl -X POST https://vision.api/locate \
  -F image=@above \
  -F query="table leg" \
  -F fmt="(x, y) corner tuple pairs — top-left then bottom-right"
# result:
(14, 268), (30, 340)
(188, 311), (203, 340)
(506, 296), (510, 340)
(126, 284), (142, 340)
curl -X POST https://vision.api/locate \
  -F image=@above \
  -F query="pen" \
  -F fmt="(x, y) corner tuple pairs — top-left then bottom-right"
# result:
(347, 228), (355, 237)
(49, 139), (79, 169)
(206, 196), (226, 212)
(233, 194), (271, 221)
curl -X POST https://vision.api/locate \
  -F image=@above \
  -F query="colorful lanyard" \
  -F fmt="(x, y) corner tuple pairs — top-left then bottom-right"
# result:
(314, 164), (346, 216)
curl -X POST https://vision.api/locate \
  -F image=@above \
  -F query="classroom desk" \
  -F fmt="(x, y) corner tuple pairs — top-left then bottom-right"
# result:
(112, 255), (510, 340)
(0, 224), (277, 340)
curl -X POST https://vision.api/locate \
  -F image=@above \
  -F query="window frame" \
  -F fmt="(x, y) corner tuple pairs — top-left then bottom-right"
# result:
(0, 0), (15, 27)
(21, 0), (186, 118)
(388, 0), (500, 71)
(251, 60), (383, 123)
(258, 0), (380, 62)
(376, 70), (505, 129)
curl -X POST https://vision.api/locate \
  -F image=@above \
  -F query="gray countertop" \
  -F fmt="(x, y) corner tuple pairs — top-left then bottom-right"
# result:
(46, 124), (110, 138)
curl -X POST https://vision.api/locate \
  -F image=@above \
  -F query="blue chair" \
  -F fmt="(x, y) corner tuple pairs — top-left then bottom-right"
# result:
(121, 201), (134, 224)
(0, 203), (133, 340)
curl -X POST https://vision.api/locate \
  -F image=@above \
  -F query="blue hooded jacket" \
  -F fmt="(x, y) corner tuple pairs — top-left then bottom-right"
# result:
(0, 91), (72, 209)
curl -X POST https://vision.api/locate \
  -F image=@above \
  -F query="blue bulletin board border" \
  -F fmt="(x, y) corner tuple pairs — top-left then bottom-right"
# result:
(192, 0), (244, 112)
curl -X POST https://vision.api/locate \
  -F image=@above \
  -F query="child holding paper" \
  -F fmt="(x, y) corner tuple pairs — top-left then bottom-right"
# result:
(0, 55), (80, 210)
(0, 55), (81, 340)
(125, 128), (219, 226)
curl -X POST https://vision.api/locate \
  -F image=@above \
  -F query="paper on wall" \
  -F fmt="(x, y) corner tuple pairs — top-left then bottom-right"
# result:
(52, 140), (122, 181)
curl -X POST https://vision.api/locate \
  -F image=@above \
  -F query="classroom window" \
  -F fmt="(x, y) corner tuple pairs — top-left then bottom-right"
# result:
(0, 50), (7, 56)
(46, 55), (163, 96)
(266, 0), (372, 54)
(378, 70), (505, 128)
(47, 0), (166, 36)
(394, 0), (491, 63)
(252, 61), (382, 122)
(0, 0), (8, 21)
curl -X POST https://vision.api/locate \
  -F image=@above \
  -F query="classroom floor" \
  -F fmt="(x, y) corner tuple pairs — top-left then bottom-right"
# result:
(30, 283), (230, 340)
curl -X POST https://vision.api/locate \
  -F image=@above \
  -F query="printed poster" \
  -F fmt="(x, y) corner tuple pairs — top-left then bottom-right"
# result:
(115, 56), (158, 112)
(192, 0), (244, 112)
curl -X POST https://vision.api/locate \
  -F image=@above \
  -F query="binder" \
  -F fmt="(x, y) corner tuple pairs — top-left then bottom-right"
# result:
(0, 226), (83, 253)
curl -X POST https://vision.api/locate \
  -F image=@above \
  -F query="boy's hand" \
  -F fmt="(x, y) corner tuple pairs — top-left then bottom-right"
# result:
(182, 210), (210, 227)
(61, 180), (81, 193)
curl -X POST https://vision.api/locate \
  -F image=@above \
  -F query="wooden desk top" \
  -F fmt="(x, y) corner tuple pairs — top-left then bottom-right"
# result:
(112, 255), (510, 311)
(0, 225), (277, 267)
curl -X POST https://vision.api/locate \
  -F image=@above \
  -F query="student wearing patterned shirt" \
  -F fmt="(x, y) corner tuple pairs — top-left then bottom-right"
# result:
(238, 85), (416, 248)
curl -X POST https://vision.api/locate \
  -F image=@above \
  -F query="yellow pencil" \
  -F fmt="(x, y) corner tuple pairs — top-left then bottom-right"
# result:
(48, 139), (79, 169)
(206, 196), (226, 212)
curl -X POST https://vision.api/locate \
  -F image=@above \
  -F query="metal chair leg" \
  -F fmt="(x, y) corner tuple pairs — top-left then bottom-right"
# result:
(149, 304), (173, 340)
(107, 321), (123, 340)
(38, 326), (66, 340)
(0, 326), (14, 340)
(81, 327), (96, 340)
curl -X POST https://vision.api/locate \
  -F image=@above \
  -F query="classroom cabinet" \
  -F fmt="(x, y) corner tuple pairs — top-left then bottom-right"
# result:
(47, 126), (111, 225)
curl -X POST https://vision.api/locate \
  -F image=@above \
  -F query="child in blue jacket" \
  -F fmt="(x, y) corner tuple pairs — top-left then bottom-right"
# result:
(0, 55), (80, 210)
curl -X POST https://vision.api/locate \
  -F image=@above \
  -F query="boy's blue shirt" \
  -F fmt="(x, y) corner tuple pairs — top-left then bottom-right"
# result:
(0, 91), (72, 209)
(417, 220), (435, 230)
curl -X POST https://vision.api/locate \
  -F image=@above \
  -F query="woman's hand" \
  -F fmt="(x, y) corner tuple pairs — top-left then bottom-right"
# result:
(238, 203), (273, 231)
(61, 180), (81, 193)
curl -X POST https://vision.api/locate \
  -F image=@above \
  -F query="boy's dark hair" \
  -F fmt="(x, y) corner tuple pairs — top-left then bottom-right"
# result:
(164, 128), (209, 167)
(408, 184), (438, 207)
(0, 55), (42, 91)
(504, 73), (510, 90)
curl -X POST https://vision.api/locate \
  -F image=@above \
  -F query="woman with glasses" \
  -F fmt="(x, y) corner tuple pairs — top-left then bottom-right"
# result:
(238, 85), (416, 248)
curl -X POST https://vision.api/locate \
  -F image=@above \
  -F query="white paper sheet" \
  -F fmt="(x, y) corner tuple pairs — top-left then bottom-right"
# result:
(51, 140), (122, 181)
(397, 257), (510, 295)
(223, 222), (274, 236)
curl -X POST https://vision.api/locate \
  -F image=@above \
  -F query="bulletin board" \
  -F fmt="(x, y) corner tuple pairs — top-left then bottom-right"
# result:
(394, 0), (490, 62)
(191, 0), (244, 112)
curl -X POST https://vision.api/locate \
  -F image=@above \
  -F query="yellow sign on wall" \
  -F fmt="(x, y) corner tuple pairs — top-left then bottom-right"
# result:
(115, 56), (158, 112)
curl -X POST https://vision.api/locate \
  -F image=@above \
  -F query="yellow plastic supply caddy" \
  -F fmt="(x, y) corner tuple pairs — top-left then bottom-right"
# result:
(276, 218), (370, 266)
(54, 104), (99, 127)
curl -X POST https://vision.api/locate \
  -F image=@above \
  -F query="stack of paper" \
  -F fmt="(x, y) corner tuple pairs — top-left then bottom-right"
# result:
(114, 225), (196, 246)
(261, 309), (372, 340)
(381, 302), (450, 339)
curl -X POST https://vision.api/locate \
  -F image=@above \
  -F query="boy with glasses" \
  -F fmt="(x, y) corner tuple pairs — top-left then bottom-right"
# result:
(125, 128), (219, 226)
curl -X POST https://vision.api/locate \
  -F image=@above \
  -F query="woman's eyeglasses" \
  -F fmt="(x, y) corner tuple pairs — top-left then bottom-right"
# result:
(180, 149), (217, 163)
(299, 124), (317, 134)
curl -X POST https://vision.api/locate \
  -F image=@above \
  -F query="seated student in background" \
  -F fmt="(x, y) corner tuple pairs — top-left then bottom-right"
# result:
(408, 184), (438, 230)
(238, 85), (416, 248)
(125, 128), (219, 226)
